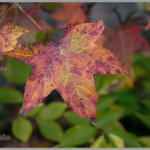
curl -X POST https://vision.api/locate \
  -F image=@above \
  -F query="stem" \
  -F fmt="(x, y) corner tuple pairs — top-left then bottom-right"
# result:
(113, 7), (123, 25)
(16, 3), (42, 31)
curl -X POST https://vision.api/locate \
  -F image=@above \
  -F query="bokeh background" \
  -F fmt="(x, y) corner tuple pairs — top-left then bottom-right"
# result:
(0, 2), (150, 148)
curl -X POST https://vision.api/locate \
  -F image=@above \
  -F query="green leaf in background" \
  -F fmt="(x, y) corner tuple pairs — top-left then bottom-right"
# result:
(36, 31), (46, 41)
(133, 54), (150, 77)
(111, 89), (138, 115)
(64, 111), (90, 125)
(106, 128), (141, 147)
(59, 125), (96, 147)
(91, 135), (113, 148)
(135, 112), (150, 128)
(94, 74), (123, 94)
(25, 103), (44, 118)
(37, 102), (67, 120)
(143, 78), (150, 92)
(91, 133), (124, 148)
(37, 119), (63, 142)
(95, 105), (124, 130)
(0, 87), (22, 103)
(142, 98), (150, 110)
(96, 95), (116, 113)
(138, 136), (150, 147)
(3, 58), (31, 84)
(136, 2), (147, 10)
(12, 117), (33, 142)
(41, 3), (62, 11)
(108, 133), (125, 148)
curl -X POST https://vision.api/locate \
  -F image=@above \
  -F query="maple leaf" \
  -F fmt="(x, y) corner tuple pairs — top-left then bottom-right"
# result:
(0, 23), (28, 52)
(0, 20), (128, 118)
(51, 3), (86, 28)
(101, 24), (150, 69)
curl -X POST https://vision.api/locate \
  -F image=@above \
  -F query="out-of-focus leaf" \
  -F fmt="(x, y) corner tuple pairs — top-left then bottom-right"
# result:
(12, 117), (32, 142)
(135, 112), (150, 128)
(91, 121), (124, 148)
(51, 3), (86, 28)
(25, 103), (44, 118)
(64, 111), (90, 125)
(36, 31), (46, 41)
(136, 2), (146, 10)
(37, 102), (67, 120)
(138, 136), (150, 147)
(95, 105), (124, 129)
(96, 95), (116, 113)
(108, 133), (125, 148)
(105, 121), (125, 131)
(0, 87), (22, 103)
(112, 89), (138, 115)
(94, 74), (123, 94)
(142, 99), (150, 110)
(133, 54), (150, 77)
(37, 119), (63, 142)
(2, 58), (31, 84)
(106, 128), (142, 147)
(91, 135), (113, 148)
(103, 25), (150, 69)
(143, 78), (150, 92)
(59, 125), (96, 147)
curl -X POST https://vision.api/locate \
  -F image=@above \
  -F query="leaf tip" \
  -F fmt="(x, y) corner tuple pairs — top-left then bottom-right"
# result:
(19, 106), (29, 116)
(90, 118), (97, 126)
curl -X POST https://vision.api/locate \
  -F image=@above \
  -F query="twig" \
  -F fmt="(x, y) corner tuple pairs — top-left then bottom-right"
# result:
(16, 3), (42, 31)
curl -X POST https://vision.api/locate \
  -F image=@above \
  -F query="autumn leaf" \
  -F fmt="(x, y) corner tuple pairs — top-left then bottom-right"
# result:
(2, 20), (127, 119)
(101, 24), (150, 69)
(51, 3), (86, 28)
(0, 3), (42, 46)
(0, 23), (29, 72)
(0, 23), (28, 52)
